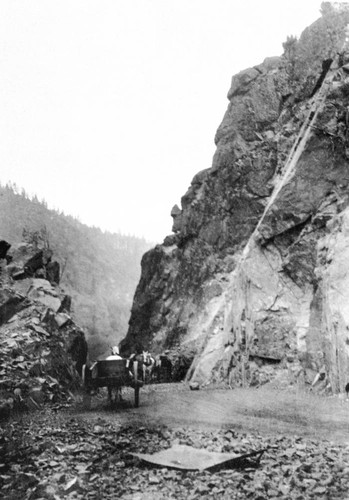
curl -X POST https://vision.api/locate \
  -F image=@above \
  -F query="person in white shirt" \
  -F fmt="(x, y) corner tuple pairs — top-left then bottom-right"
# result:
(106, 346), (123, 402)
(106, 346), (122, 360)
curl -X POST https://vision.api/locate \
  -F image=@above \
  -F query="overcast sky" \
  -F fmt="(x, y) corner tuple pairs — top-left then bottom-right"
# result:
(0, 1), (333, 242)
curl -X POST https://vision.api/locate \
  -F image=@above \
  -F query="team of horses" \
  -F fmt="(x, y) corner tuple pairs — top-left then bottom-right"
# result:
(103, 349), (173, 404)
(129, 351), (172, 384)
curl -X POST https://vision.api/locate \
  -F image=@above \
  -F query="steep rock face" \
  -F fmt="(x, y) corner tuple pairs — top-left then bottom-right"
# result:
(121, 5), (349, 393)
(0, 240), (88, 417)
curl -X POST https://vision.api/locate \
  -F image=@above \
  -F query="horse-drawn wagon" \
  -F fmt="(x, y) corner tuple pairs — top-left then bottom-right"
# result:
(82, 358), (143, 407)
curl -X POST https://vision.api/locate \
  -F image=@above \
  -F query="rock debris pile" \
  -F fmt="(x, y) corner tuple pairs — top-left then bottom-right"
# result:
(0, 239), (87, 419)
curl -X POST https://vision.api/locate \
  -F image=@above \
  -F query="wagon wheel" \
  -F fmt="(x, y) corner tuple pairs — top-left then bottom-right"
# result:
(82, 364), (94, 390)
(133, 361), (140, 408)
(135, 387), (140, 408)
(81, 365), (92, 409)
(82, 364), (86, 386)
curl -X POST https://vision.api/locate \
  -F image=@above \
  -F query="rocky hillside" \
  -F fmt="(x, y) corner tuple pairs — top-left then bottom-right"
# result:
(0, 185), (152, 358)
(121, 3), (349, 393)
(0, 239), (87, 419)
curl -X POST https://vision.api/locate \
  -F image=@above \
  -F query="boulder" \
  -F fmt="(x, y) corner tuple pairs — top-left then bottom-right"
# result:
(58, 295), (72, 313)
(0, 240), (11, 259)
(0, 290), (26, 326)
(27, 279), (61, 312)
(28, 387), (45, 406)
(12, 269), (27, 281)
(54, 312), (71, 328)
(24, 249), (52, 277)
(46, 261), (60, 284)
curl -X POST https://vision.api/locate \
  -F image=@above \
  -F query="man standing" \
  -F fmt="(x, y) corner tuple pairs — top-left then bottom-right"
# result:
(106, 346), (123, 402)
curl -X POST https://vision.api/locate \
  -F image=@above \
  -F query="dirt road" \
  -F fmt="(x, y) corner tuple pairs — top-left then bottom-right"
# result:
(78, 383), (349, 444)
(3, 383), (349, 499)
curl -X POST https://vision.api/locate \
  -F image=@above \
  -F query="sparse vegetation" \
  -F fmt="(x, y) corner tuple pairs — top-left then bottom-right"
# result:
(282, 35), (299, 80)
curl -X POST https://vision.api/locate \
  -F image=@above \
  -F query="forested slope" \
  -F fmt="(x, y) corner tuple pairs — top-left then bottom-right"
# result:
(0, 183), (153, 357)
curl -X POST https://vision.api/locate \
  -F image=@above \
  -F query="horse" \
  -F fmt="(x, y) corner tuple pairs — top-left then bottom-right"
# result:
(140, 351), (155, 383)
(153, 353), (172, 383)
(127, 350), (155, 384)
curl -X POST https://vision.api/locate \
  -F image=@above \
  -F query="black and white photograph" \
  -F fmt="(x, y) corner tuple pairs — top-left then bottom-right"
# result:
(0, 1), (349, 498)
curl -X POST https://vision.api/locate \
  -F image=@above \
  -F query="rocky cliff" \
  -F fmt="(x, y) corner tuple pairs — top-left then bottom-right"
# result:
(0, 239), (87, 418)
(121, 3), (349, 393)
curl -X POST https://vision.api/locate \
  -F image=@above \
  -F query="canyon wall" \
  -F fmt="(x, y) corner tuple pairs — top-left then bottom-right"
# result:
(121, 4), (349, 392)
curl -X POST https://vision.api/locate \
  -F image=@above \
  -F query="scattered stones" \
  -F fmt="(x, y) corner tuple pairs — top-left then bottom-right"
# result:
(0, 406), (348, 499)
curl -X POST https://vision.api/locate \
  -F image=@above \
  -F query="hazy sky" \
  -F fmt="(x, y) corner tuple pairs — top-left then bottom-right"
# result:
(0, 1), (333, 242)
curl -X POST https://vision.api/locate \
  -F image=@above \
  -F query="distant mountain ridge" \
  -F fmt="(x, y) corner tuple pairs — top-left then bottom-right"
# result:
(0, 183), (153, 357)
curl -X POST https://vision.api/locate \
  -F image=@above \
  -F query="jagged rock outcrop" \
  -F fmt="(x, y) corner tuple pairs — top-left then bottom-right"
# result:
(121, 4), (349, 393)
(0, 240), (87, 418)
(8, 243), (60, 283)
